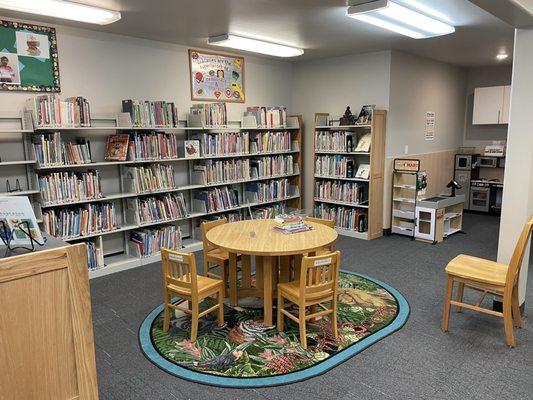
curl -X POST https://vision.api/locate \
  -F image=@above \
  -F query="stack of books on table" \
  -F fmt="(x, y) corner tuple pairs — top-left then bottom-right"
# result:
(273, 214), (312, 234)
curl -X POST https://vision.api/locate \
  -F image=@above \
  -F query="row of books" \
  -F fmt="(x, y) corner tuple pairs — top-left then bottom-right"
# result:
(194, 186), (239, 213)
(251, 155), (294, 178)
(193, 159), (251, 185)
(315, 155), (357, 178)
(122, 99), (178, 128)
(129, 226), (182, 258)
(33, 133), (93, 166)
(314, 181), (367, 205)
(250, 131), (292, 153)
(245, 179), (292, 203)
(252, 203), (286, 219)
(25, 95), (91, 128)
(315, 131), (371, 153)
(125, 164), (176, 193)
(128, 131), (180, 160)
(244, 106), (287, 128)
(38, 170), (103, 205)
(86, 241), (104, 270)
(42, 202), (117, 239)
(197, 132), (249, 156)
(314, 204), (368, 232)
(190, 103), (227, 127)
(133, 193), (188, 225)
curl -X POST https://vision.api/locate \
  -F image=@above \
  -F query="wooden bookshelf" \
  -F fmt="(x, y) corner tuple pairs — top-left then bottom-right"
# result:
(0, 114), (302, 278)
(312, 110), (386, 240)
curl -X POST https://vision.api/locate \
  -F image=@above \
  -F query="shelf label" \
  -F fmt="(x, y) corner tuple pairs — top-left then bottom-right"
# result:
(394, 159), (420, 172)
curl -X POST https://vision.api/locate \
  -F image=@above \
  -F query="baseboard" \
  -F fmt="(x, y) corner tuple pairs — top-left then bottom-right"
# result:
(383, 228), (392, 236)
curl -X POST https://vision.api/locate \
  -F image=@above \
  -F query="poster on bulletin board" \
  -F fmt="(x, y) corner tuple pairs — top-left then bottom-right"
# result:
(188, 49), (245, 102)
(0, 20), (60, 92)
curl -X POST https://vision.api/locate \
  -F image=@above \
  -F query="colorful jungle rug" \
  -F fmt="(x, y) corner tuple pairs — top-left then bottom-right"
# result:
(139, 271), (409, 387)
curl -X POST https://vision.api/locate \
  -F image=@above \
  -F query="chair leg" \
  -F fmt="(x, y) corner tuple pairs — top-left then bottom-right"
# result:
(511, 284), (521, 328)
(190, 299), (199, 342)
(309, 305), (317, 322)
(163, 291), (171, 332)
(277, 290), (284, 332)
(503, 292), (516, 348)
(456, 282), (465, 313)
(331, 295), (338, 340)
(299, 305), (307, 349)
(442, 275), (454, 332)
(203, 258), (209, 276)
(217, 287), (225, 326)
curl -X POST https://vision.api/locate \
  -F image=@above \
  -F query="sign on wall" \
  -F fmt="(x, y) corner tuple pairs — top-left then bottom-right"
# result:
(188, 49), (244, 103)
(0, 20), (60, 92)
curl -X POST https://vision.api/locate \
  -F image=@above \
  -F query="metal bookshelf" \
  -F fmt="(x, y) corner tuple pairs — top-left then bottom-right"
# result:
(0, 114), (302, 278)
(312, 111), (386, 240)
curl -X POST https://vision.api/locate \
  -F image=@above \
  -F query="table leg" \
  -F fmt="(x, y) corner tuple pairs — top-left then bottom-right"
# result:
(229, 252), (238, 307)
(293, 254), (303, 281)
(263, 256), (274, 326)
(255, 256), (264, 291)
(242, 255), (251, 288)
(279, 256), (291, 283)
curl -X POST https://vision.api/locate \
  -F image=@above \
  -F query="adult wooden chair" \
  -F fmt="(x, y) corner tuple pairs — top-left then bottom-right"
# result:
(161, 249), (224, 342)
(442, 216), (533, 347)
(277, 251), (340, 349)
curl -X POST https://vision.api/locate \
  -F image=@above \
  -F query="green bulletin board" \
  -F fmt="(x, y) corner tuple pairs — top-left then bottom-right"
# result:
(0, 20), (60, 92)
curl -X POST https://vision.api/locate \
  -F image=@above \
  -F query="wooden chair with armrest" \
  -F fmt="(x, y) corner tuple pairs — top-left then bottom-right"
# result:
(442, 216), (533, 347)
(277, 251), (340, 349)
(200, 217), (241, 299)
(161, 248), (224, 342)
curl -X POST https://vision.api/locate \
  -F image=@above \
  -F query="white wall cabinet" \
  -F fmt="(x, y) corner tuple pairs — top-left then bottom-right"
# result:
(472, 85), (511, 125)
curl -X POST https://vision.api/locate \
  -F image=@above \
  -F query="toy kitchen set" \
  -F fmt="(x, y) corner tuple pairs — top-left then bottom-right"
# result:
(454, 144), (506, 216)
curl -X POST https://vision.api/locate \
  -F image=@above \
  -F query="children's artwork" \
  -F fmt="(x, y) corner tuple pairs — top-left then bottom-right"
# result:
(0, 19), (60, 92)
(0, 196), (43, 246)
(189, 49), (245, 103)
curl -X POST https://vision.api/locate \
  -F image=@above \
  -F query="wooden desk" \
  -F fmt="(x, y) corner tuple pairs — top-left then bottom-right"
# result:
(206, 219), (338, 325)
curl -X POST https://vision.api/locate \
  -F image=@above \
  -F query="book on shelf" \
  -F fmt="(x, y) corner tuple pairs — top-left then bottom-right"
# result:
(356, 105), (375, 125)
(127, 131), (179, 161)
(0, 196), (43, 245)
(193, 186), (240, 214)
(184, 140), (200, 158)
(250, 131), (291, 153)
(42, 202), (118, 239)
(244, 106), (287, 128)
(250, 155), (294, 178)
(315, 155), (358, 179)
(315, 130), (348, 152)
(197, 131), (249, 156)
(192, 159), (251, 186)
(130, 193), (188, 225)
(86, 240), (104, 270)
(33, 132), (93, 166)
(355, 164), (370, 179)
(314, 180), (367, 205)
(122, 99), (178, 128)
(314, 204), (367, 232)
(354, 132), (371, 152)
(245, 178), (292, 203)
(25, 94), (92, 128)
(38, 169), (103, 205)
(105, 134), (130, 161)
(129, 225), (183, 258)
(252, 203), (286, 219)
(125, 164), (176, 193)
(190, 103), (227, 127)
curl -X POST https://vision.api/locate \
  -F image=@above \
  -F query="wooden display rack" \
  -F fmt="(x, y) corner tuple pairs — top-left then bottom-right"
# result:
(312, 110), (386, 240)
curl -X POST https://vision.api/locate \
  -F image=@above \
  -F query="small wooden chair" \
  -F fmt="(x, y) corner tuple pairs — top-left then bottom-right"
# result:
(161, 249), (224, 342)
(304, 216), (335, 254)
(200, 217), (238, 298)
(442, 216), (533, 347)
(277, 251), (340, 349)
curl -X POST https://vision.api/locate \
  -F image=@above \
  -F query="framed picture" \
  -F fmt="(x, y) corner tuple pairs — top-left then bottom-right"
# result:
(0, 19), (60, 92)
(188, 49), (245, 103)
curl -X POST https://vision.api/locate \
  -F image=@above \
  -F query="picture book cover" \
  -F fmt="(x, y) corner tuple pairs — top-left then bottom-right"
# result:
(105, 134), (130, 161)
(0, 196), (43, 246)
(184, 140), (200, 158)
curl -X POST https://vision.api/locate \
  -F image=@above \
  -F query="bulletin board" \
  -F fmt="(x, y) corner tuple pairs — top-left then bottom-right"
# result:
(188, 49), (245, 102)
(0, 20), (60, 92)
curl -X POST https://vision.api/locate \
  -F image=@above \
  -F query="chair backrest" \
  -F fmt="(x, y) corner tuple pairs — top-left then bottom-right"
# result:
(506, 215), (533, 287)
(200, 217), (228, 253)
(305, 216), (334, 229)
(161, 248), (197, 293)
(299, 251), (340, 298)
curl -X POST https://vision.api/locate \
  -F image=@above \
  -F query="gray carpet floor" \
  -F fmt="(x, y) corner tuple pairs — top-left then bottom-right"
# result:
(90, 213), (533, 400)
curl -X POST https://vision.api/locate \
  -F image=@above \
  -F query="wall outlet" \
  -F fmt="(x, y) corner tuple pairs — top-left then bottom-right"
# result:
(404, 145), (409, 154)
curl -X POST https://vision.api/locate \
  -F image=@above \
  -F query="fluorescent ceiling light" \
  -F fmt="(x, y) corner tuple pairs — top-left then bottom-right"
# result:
(0, 0), (121, 25)
(208, 34), (304, 57)
(496, 53), (509, 60)
(346, 0), (455, 39)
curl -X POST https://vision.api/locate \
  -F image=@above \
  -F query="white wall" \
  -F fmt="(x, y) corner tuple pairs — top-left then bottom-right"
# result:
(290, 51), (392, 211)
(463, 65), (512, 149)
(388, 51), (467, 157)
(497, 28), (533, 305)
(0, 23), (294, 121)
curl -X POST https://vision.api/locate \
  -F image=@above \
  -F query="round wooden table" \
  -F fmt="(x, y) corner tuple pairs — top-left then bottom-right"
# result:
(206, 219), (338, 325)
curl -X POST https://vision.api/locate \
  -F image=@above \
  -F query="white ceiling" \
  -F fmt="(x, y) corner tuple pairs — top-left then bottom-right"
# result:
(0, 0), (516, 66)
